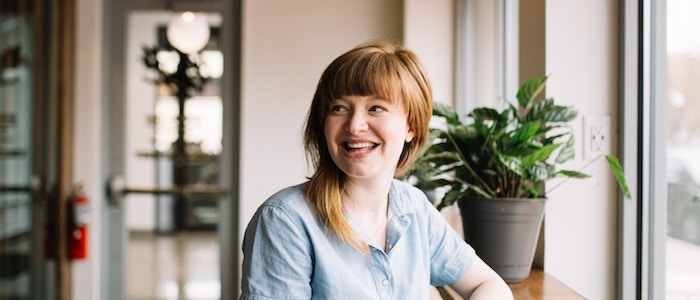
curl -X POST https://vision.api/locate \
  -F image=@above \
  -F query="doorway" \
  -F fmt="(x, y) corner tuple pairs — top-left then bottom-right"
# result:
(122, 10), (223, 300)
(101, 1), (240, 299)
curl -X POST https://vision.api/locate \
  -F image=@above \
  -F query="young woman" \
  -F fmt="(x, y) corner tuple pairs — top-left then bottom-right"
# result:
(241, 41), (513, 299)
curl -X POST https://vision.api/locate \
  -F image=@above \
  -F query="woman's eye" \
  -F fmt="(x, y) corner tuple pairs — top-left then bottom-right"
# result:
(330, 105), (347, 112)
(369, 106), (386, 113)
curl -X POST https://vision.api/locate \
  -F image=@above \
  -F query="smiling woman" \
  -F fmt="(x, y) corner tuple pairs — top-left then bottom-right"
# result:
(239, 41), (513, 300)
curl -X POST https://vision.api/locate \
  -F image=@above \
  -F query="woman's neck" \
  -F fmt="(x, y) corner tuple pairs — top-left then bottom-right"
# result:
(342, 178), (390, 250)
(342, 177), (392, 217)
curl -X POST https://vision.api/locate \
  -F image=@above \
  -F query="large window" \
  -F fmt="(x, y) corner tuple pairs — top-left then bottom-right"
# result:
(665, 0), (700, 298)
(623, 0), (700, 298)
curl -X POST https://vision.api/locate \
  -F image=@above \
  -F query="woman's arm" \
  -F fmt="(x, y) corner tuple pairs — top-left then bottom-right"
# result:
(449, 256), (514, 300)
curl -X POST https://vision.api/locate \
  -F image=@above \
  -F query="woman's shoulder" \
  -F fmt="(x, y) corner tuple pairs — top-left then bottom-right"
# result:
(266, 181), (307, 201)
(262, 182), (309, 208)
(256, 182), (313, 219)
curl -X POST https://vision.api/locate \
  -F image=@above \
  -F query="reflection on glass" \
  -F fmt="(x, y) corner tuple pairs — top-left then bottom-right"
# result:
(154, 96), (223, 155)
(666, 0), (700, 298)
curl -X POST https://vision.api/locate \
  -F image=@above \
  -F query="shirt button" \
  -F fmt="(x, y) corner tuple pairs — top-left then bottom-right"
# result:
(387, 244), (393, 250)
(382, 279), (390, 287)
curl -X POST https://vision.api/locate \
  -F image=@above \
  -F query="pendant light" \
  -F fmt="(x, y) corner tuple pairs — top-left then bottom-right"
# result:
(166, 11), (210, 54)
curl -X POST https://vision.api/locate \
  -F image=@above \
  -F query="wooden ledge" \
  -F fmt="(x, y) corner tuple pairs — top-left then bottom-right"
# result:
(436, 269), (584, 299)
(508, 269), (585, 300)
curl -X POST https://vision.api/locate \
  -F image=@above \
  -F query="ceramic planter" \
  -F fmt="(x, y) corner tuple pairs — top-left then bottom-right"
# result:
(457, 196), (546, 283)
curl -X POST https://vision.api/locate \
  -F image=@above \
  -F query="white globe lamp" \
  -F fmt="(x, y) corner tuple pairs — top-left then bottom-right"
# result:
(166, 11), (210, 54)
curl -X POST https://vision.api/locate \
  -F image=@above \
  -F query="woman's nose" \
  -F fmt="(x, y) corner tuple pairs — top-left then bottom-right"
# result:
(346, 111), (368, 134)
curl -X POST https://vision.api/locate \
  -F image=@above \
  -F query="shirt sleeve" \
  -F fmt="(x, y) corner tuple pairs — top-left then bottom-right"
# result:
(240, 202), (314, 300)
(425, 202), (476, 287)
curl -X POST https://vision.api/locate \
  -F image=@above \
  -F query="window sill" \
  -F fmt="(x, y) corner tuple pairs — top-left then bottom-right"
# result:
(508, 269), (585, 299)
(435, 269), (584, 299)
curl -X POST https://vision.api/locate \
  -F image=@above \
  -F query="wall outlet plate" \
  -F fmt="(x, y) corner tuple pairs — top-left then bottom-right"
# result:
(583, 115), (611, 160)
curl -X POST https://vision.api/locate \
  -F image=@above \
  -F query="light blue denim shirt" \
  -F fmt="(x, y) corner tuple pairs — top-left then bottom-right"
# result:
(240, 179), (475, 300)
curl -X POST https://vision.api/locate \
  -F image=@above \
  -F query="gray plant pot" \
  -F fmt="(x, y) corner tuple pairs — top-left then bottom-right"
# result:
(457, 196), (546, 283)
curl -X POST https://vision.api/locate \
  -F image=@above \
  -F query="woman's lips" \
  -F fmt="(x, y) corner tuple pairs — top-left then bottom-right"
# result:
(344, 142), (378, 153)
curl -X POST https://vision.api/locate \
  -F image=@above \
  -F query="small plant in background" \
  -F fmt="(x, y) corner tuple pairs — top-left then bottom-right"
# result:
(408, 76), (630, 210)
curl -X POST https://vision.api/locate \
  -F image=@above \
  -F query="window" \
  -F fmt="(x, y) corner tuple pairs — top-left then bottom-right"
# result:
(664, 0), (700, 298)
(622, 0), (700, 298)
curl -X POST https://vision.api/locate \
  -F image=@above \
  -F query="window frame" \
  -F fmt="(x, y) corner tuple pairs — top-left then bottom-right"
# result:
(619, 0), (667, 299)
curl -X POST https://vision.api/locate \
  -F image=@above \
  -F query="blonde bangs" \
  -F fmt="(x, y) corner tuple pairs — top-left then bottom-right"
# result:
(323, 51), (405, 107)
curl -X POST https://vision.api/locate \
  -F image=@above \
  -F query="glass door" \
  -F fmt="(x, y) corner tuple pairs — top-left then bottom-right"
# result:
(0, 0), (67, 298)
(0, 4), (36, 297)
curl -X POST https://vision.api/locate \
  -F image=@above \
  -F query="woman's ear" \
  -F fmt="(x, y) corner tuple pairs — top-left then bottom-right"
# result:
(405, 130), (415, 143)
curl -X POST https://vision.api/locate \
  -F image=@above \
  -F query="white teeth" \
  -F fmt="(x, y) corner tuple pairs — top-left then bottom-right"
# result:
(347, 142), (374, 149)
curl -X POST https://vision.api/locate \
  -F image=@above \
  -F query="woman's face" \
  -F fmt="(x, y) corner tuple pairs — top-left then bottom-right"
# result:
(324, 95), (415, 181)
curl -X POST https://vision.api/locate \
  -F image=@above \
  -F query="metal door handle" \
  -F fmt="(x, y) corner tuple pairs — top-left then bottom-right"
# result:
(107, 175), (226, 206)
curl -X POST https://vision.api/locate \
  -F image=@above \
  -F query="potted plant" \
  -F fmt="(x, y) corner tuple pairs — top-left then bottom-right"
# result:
(408, 76), (630, 283)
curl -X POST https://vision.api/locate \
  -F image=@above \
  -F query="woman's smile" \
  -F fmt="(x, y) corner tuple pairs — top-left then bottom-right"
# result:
(343, 141), (378, 155)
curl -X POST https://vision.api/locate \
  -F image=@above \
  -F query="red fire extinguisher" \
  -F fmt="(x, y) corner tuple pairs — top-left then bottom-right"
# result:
(67, 184), (89, 260)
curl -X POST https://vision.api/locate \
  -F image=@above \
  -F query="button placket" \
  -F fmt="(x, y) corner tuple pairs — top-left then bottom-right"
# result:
(369, 250), (394, 298)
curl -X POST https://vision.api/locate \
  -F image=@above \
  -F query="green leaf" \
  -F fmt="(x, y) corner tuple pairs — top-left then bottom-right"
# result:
(415, 153), (461, 168)
(416, 178), (454, 191)
(557, 170), (591, 178)
(498, 153), (525, 177)
(437, 188), (464, 210)
(526, 98), (554, 122)
(528, 162), (551, 181)
(606, 155), (632, 200)
(555, 135), (575, 164)
(543, 105), (578, 123)
(521, 143), (560, 165)
(510, 121), (541, 145)
(450, 124), (479, 141)
(470, 107), (501, 122)
(433, 102), (460, 125)
(516, 76), (548, 111)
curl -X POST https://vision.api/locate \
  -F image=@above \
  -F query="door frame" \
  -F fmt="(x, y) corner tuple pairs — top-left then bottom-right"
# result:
(101, 1), (241, 298)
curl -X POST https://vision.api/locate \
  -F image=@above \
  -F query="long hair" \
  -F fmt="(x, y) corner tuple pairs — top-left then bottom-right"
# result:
(303, 41), (433, 254)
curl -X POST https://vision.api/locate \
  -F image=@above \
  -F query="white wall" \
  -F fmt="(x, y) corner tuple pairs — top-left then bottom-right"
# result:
(544, 1), (619, 299)
(404, 0), (455, 105)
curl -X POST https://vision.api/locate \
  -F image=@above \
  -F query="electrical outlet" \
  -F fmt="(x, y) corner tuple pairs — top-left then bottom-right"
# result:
(583, 115), (611, 160)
